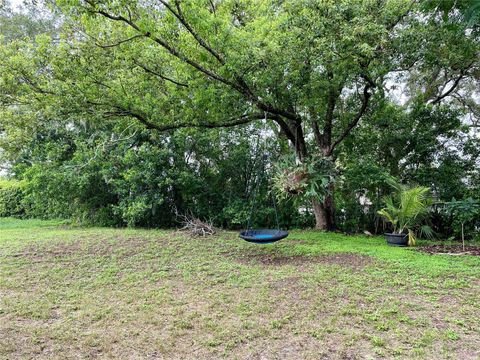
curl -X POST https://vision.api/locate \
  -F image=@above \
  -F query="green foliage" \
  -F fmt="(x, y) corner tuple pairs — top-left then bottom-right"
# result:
(0, 1), (56, 42)
(336, 101), (479, 236)
(444, 198), (480, 241)
(444, 198), (480, 225)
(5, 122), (311, 229)
(377, 180), (433, 245)
(0, 1), (478, 234)
(422, 0), (480, 25)
(272, 153), (334, 204)
(335, 160), (393, 233)
(0, 179), (26, 218)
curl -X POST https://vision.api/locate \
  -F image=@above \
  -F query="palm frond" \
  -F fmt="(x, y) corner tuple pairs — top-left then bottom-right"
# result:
(419, 225), (435, 240)
(408, 229), (416, 247)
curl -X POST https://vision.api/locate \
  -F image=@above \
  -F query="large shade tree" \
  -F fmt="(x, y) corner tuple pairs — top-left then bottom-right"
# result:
(1, 0), (478, 229)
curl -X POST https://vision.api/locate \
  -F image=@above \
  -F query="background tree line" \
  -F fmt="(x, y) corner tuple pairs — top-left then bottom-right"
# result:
(0, 0), (479, 239)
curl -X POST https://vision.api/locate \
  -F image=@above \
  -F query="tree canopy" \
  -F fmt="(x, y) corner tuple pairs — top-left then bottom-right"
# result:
(0, 0), (479, 234)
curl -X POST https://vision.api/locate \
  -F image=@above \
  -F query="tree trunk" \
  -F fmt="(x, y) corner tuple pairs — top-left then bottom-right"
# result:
(293, 126), (337, 231)
(323, 189), (336, 230)
(312, 198), (327, 230)
(312, 193), (336, 231)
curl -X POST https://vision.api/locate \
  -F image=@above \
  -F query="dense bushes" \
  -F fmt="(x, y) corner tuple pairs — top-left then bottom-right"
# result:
(1, 105), (478, 237)
(5, 126), (313, 229)
(21, 164), (119, 225)
(0, 179), (25, 218)
(2, 115), (479, 240)
(0, 1), (479, 237)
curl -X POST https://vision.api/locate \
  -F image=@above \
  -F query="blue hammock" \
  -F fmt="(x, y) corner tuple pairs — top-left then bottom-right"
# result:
(239, 117), (289, 244)
(239, 229), (289, 244)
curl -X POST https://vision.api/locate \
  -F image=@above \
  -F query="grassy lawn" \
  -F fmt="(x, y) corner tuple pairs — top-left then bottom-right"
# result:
(0, 218), (479, 359)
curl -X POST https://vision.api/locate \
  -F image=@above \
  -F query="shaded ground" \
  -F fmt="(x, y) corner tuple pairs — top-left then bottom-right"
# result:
(0, 218), (479, 359)
(418, 245), (480, 256)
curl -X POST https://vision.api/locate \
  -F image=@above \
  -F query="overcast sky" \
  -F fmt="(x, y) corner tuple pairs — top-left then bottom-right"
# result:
(8, 0), (26, 9)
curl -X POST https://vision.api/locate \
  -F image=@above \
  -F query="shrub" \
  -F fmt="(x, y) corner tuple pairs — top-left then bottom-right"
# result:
(0, 179), (26, 218)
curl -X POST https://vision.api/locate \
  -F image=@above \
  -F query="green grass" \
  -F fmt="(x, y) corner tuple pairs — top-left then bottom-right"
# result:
(1, 218), (479, 359)
(0, 217), (68, 229)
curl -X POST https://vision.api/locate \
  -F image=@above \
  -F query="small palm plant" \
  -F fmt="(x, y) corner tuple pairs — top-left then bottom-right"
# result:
(377, 180), (433, 246)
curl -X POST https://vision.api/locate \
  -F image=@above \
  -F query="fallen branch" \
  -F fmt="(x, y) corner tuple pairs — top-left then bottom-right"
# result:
(176, 212), (216, 237)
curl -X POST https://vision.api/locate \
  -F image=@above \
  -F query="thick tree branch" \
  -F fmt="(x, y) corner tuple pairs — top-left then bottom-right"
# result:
(255, 102), (302, 123)
(428, 59), (475, 105)
(106, 107), (266, 131)
(320, 70), (341, 151)
(312, 119), (322, 147)
(329, 83), (372, 155)
(430, 72), (466, 105)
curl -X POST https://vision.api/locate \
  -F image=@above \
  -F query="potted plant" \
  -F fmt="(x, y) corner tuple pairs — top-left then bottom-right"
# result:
(377, 181), (433, 247)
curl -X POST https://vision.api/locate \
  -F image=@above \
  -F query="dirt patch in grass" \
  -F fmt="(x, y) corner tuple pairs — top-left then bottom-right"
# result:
(269, 276), (303, 290)
(4, 235), (177, 262)
(418, 245), (480, 256)
(230, 252), (373, 270)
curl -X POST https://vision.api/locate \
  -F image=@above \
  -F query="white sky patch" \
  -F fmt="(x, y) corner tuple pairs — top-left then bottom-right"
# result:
(8, 0), (24, 9)
(384, 72), (409, 106)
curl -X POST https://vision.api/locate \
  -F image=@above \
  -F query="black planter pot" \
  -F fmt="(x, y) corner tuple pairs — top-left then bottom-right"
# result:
(385, 233), (408, 247)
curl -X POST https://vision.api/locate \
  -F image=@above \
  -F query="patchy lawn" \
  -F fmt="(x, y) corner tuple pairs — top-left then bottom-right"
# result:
(0, 219), (479, 359)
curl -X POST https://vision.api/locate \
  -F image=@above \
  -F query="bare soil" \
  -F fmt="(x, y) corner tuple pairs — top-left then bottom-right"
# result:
(418, 245), (480, 256)
(230, 252), (373, 270)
